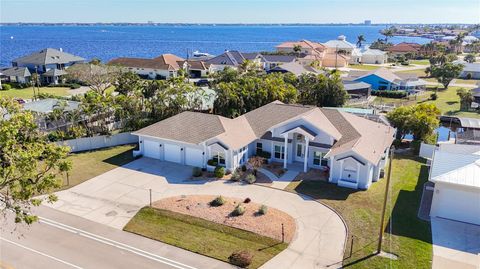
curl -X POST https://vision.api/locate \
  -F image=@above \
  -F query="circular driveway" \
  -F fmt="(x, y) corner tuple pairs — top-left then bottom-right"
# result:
(48, 158), (346, 269)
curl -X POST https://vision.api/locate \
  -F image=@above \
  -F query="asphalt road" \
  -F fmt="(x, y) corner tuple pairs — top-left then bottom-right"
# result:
(0, 207), (227, 269)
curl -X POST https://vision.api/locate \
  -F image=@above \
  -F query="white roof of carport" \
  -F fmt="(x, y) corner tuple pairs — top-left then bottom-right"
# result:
(430, 150), (480, 189)
(458, 117), (480, 129)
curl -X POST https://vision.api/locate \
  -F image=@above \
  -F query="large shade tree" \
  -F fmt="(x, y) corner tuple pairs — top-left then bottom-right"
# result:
(0, 98), (71, 224)
(296, 73), (348, 107)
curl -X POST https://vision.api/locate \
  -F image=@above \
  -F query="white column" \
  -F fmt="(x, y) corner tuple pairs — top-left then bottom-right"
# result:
(283, 135), (288, 169)
(304, 137), (309, 172)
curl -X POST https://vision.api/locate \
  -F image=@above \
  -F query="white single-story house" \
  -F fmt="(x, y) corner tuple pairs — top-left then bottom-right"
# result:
(205, 51), (263, 72)
(354, 48), (388, 65)
(429, 144), (480, 225)
(0, 67), (31, 84)
(132, 101), (395, 190)
(458, 62), (480, 80)
(260, 55), (297, 71)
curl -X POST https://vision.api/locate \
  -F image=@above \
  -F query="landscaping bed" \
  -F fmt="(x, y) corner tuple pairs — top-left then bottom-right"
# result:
(295, 168), (329, 182)
(124, 207), (289, 269)
(152, 195), (295, 242)
(263, 162), (286, 177)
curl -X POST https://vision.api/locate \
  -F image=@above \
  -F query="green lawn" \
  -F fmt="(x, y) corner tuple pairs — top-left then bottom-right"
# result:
(410, 59), (430, 65)
(395, 68), (428, 77)
(60, 145), (136, 189)
(424, 86), (480, 118)
(454, 78), (480, 85)
(0, 87), (70, 99)
(124, 207), (288, 269)
(350, 64), (382, 71)
(285, 154), (432, 269)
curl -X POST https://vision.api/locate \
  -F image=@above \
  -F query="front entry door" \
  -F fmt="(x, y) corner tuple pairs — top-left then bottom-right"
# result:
(295, 143), (305, 162)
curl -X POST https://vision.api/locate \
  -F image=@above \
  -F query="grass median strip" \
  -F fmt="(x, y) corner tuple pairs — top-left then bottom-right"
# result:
(124, 207), (288, 269)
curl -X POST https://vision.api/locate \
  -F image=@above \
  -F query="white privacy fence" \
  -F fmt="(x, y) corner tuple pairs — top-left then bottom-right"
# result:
(57, 132), (138, 152)
(419, 143), (437, 160)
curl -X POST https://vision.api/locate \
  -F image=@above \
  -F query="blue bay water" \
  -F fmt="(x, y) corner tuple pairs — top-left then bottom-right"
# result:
(0, 25), (430, 67)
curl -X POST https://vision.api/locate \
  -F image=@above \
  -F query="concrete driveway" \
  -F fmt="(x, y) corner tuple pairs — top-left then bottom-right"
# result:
(47, 158), (347, 269)
(431, 217), (480, 269)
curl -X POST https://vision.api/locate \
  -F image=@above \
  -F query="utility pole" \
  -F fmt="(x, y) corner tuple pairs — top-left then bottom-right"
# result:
(335, 45), (338, 70)
(377, 146), (395, 255)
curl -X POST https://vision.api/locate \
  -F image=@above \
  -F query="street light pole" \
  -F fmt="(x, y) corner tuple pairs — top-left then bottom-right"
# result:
(377, 146), (395, 255)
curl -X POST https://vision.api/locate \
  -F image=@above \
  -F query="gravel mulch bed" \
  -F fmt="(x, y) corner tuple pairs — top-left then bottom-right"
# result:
(152, 195), (296, 242)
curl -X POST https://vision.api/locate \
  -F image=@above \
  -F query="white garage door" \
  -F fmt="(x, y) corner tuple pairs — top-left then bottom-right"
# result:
(435, 187), (480, 225)
(143, 140), (160, 159)
(185, 147), (204, 167)
(164, 143), (182, 163)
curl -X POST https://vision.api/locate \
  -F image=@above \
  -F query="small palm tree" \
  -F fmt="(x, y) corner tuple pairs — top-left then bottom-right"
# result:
(293, 45), (302, 55)
(356, 35), (366, 48)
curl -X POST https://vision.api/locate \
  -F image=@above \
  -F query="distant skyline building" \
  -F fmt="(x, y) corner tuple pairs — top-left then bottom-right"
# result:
(364, 20), (372, 25)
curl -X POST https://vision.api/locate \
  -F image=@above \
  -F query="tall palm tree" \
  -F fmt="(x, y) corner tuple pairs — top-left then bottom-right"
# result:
(383, 28), (394, 42)
(356, 35), (366, 48)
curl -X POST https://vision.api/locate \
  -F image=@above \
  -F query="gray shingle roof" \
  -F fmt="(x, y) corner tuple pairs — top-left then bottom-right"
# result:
(1, 67), (31, 77)
(133, 111), (227, 144)
(205, 51), (256, 66)
(342, 80), (371, 91)
(261, 55), (296, 63)
(13, 48), (85, 66)
(43, 68), (68, 77)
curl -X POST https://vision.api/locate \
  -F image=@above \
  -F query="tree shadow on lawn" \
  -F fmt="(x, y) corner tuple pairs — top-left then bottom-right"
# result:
(288, 180), (361, 201)
(385, 163), (432, 244)
(102, 145), (137, 166)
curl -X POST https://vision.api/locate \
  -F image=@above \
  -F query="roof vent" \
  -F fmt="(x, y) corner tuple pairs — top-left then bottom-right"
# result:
(337, 35), (346, 41)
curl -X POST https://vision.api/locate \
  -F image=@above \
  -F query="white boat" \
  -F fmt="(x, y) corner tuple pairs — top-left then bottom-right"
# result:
(192, 50), (213, 58)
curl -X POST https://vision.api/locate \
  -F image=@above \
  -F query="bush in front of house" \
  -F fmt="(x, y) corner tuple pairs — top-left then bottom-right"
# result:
(214, 166), (225, 178)
(232, 204), (246, 216)
(258, 205), (268, 215)
(192, 167), (202, 177)
(245, 174), (256, 184)
(244, 198), (251, 203)
(207, 159), (218, 166)
(430, 93), (438, 100)
(256, 150), (271, 159)
(2, 84), (12, 91)
(210, 196), (226, 207)
(228, 250), (253, 268)
(241, 165), (247, 172)
(371, 90), (407, 99)
(231, 170), (242, 181)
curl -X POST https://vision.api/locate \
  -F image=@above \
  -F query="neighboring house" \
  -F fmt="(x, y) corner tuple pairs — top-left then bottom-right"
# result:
(0, 67), (31, 84)
(387, 42), (422, 57)
(205, 51), (263, 72)
(276, 40), (326, 66)
(12, 48), (85, 85)
(321, 52), (349, 68)
(22, 98), (81, 131)
(429, 144), (480, 226)
(455, 61), (480, 79)
(352, 68), (426, 91)
(472, 87), (480, 103)
(342, 80), (371, 99)
(108, 54), (185, 79)
(353, 48), (388, 64)
(323, 35), (356, 56)
(268, 62), (322, 77)
(178, 60), (211, 78)
(260, 55), (297, 71)
(132, 101), (395, 190)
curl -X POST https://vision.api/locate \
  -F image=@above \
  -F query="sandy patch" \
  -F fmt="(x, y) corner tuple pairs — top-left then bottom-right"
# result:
(152, 195), (296, 242)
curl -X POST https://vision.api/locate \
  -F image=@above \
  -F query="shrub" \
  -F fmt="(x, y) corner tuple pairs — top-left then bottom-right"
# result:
(411, 140), (422, 155)
(245, 174), (256, 184)
(70, 83), (81, 89)
(430, 93), (438, 100)
(256, 150), (271, 159)
(207, 159), (218, 166)
(231, 170), (241, 181)
(2, 84), (11, 91)
(244, 198), (251, 203)
(241, 165), (247, 172)
(258, 205), (268, 215)
(210, 196), (226, 207)
(371, 90), (407, 99)
(192, 167), (202, 177)
(228, 251), (253, 268)
(232, 204), (246, 216)
(214, 166), (225, 178)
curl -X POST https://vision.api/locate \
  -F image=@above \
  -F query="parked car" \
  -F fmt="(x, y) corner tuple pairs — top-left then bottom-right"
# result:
(195, 79), (210, 86)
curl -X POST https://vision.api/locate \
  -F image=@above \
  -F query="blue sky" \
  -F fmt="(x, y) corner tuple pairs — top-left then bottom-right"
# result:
(1, 0), (479, 23)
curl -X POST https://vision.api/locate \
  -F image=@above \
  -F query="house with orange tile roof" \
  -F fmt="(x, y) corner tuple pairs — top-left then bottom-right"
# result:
(108, 53), (188, 79)
(276, 40), (326, 66)
(387, 42), (422, 57)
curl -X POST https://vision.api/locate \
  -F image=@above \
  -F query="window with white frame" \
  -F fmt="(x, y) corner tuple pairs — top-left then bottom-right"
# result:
(313, 151), (328, 166)
(274, 145), (285, 159)
(213, 151), (225, 165)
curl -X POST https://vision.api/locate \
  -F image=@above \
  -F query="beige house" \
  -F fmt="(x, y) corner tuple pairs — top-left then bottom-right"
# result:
(133, 101), (395, 190)
(276, 40), (326, 65)
(108, 54), (185, 79)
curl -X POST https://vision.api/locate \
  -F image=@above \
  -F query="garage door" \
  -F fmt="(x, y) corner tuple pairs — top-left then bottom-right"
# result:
(185, 147), (204, 167)
(164, 144), (182, 163)
(435, 186), (480, 225)
(143, 140), (160, 159)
